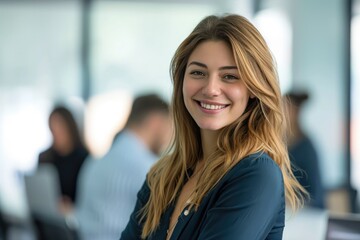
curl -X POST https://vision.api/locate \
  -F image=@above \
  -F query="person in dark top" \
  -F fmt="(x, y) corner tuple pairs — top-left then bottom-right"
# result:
(39, 106), (88, 204)
(121, 14), (306, 240)
(285, 91), (325, 209)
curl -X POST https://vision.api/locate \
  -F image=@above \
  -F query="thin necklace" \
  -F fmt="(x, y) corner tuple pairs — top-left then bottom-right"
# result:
(166, 163), (203, 240)
(166, 198), (192, 240)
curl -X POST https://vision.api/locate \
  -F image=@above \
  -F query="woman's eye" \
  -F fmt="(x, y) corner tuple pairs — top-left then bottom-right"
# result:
(223, 74), (239, 80)
(190, 71), (205, 77)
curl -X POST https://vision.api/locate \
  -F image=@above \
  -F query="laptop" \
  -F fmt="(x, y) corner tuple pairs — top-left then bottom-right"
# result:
(24, 164), (62, 218)
(325, 214), (360, 240)
(24, 164), (80, 239)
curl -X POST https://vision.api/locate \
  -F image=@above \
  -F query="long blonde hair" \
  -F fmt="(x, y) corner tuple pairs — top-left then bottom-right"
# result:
(141, 14), (306, 238)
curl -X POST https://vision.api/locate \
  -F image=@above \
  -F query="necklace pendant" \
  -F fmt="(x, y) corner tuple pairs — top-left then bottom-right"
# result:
(184, 209), (189, 216)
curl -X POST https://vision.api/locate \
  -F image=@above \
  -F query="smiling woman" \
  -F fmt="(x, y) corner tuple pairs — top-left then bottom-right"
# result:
(183, 41), (253, 131)
(121, 14), (306, 240)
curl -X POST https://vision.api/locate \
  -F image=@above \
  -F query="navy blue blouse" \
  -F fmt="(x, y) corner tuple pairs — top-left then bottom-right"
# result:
(120, 152), (285, 240)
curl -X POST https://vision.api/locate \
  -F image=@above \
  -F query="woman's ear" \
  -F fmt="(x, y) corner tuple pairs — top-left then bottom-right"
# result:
(249, 93), (255, 99)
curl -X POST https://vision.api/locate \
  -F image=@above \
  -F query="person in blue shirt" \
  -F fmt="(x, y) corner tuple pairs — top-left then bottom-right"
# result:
(121, 14), (306, 240)
(64, 94), (171, 240)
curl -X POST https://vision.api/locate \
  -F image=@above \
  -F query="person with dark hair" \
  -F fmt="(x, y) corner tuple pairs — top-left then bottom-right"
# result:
(71, 93), (172, 240)
(285, 91), (325, 209)
(39, 106), (88, 204)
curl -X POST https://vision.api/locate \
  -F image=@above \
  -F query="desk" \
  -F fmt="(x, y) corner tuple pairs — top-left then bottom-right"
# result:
(283, 207), (328, 240)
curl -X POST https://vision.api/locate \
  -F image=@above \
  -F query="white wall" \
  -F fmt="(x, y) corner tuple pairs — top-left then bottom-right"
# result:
(290, 0), (347, 188)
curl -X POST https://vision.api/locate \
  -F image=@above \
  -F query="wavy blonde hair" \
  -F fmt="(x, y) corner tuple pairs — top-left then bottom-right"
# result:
(141, 14), (306, 238)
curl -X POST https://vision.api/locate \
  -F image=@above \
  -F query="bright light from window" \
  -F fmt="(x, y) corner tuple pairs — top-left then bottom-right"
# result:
(85, 90), (132, 158)
(91, 2), (216, 99)
(254, 8), (292, 93)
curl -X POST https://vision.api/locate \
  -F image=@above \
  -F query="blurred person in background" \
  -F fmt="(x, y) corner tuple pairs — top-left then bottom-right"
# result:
(285, 91), (325, 209)
(38, 106), (88, 205)
(121, 14), (305, 240)
(70, 93), (171, 240)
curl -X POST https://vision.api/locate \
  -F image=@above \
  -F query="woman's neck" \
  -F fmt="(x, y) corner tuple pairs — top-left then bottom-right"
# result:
(200, 129), (220, 160)
(53, 141), (74, 156)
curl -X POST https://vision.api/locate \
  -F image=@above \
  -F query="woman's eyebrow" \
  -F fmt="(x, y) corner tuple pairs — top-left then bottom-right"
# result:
(187, 61), (238, 70)
(187, 61), (207, 68)
(219, 66), (238, 70)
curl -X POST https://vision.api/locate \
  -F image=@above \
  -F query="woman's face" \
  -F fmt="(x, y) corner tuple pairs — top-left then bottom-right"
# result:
(183, 40), (252, 132)
(49, 113), (72, 147)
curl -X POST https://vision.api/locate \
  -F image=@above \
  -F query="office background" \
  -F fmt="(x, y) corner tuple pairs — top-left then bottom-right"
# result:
(0, 0), (359, 238)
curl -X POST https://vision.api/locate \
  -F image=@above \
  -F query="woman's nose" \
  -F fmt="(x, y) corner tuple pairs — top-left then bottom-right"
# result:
(202, 77), (221, 97)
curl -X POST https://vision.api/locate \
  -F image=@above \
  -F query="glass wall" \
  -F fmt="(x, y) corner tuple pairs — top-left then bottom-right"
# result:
(254, 8), (293, 92)
(290, 0), (348, 191)
(91, 1), (215, 99)
(0, 1), (82, 219)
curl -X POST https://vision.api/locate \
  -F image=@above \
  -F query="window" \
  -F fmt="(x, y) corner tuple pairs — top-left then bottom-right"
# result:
(0, 1), (82, 219)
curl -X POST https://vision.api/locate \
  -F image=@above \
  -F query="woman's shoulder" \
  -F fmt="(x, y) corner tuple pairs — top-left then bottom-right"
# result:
(226, 152), (283, 183)
(215, 152), (284, 208)
(38, 148), (55, 163)
(237, 151), (279, 167)
(137, 179), (151, 202)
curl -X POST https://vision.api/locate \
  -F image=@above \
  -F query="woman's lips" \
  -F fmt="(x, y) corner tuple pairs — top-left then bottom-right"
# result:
(195, 100), (229, 112)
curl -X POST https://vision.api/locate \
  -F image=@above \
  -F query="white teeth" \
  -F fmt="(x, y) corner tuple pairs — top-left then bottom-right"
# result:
(200, 102), (226, 110)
